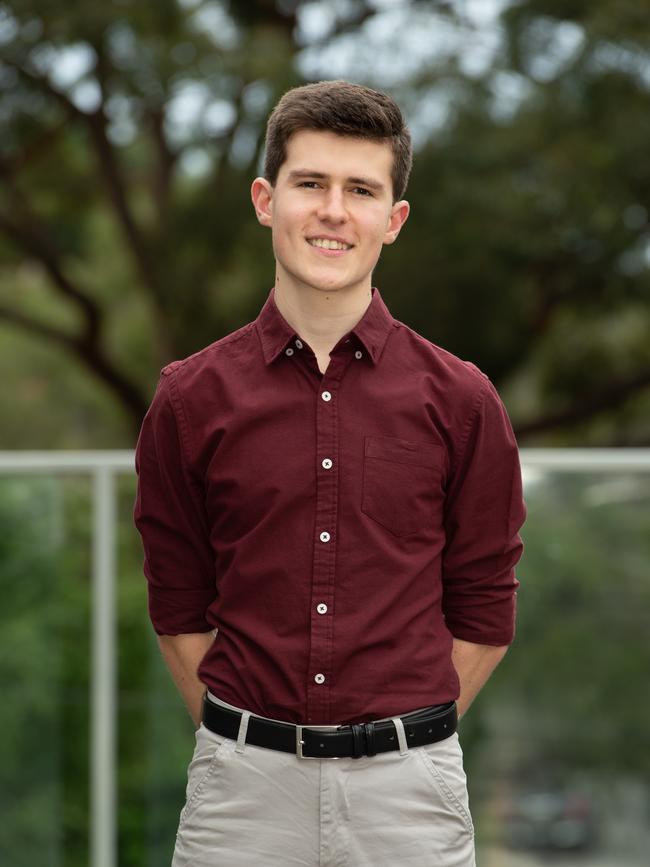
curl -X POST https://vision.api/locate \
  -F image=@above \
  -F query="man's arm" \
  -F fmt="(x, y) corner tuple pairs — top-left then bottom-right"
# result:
(451, 637), (509, 720)
(157, 630), (216, 727)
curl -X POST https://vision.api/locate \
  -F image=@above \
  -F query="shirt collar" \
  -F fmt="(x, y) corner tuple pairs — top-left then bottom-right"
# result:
(255, 285), (395, 367)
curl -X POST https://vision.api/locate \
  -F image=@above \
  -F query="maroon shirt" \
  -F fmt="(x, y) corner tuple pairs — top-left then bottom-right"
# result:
(134, 286), (525, 725)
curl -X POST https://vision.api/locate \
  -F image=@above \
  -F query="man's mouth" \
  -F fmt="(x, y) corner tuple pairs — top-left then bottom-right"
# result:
(307, 238), (353, 251)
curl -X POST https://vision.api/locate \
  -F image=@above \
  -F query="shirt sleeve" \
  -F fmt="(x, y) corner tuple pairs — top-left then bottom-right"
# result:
(441, 375), (526, 646)
(133, 369), (217, 635)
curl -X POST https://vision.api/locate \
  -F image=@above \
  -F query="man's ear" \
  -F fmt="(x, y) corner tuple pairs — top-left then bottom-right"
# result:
(251, 177), (274, 227)
(383, 199), (410, 245)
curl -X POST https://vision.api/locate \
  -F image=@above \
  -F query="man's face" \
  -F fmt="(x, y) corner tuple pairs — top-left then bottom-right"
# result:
(251, 130), (409, 296)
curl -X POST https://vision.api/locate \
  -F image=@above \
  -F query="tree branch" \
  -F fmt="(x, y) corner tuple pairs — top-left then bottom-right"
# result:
(0, 209), (101, 343)
(85, 108), (162, 295)
(9, 118), (70, 173)
(320, 5), (377, 43)
(4, 54), (88, 119)
(0, 302), (149, 426)
(0, 303), (77, 347)
(5, 56), (163, 307)
(523, 250), (601, 341)
(0, 165), (150, 424)
(296, 3), (378, 50)
(148, 103), (177, 214)
(205, 80), (248, 192)
(514, 368), (650, 438)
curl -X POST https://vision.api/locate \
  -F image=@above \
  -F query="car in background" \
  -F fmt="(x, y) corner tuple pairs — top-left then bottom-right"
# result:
(501, 788), (598, 852)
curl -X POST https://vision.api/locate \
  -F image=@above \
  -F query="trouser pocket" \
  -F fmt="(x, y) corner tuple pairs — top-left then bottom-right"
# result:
(416, 732), (475, 836)
(178, 723), (230, 828)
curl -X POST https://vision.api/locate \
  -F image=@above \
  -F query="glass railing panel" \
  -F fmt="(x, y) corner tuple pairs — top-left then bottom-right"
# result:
(0, 474), (92, 867)
(2, 454), (649, 866)
(115, 474), (190, 867)
(469, 468), (650, 866)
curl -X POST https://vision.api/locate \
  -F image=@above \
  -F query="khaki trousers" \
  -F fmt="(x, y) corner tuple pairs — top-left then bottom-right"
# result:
(172, 696), (476, 867)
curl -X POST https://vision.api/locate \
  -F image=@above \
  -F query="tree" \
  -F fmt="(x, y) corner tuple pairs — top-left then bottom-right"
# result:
(0, 0), (396, 437)
(374, 0), (650, 444)
(1, 0), (649, 445)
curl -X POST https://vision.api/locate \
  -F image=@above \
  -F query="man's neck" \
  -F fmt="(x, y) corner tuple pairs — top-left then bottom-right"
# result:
(273, 279), (373, 359)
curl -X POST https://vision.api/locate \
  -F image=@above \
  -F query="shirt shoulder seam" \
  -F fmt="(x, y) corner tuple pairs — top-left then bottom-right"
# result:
(162, 323), (255, 376)
(163, 367), (195, 464)
(450, 373), (490, 477)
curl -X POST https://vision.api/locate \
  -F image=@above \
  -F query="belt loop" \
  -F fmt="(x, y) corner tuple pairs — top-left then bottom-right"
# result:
(235, 711), (251, 754)
(351, 724), (364, 759)
(363, 722), (377, 757)
(390, 717), (408, 756)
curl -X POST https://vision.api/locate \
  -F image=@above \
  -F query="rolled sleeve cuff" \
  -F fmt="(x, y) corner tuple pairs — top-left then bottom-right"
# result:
(147, 585), (216, 635)
(444, 579), (518, 646)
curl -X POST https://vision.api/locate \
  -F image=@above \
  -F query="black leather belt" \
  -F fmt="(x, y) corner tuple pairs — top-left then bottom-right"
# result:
(202, 695), (457, 759)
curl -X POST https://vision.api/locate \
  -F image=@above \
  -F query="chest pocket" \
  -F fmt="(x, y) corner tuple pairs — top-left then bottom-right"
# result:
(361, 435), (444, 537)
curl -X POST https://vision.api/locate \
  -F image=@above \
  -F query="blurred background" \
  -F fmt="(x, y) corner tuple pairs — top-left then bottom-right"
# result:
(0, 0), (649, 865)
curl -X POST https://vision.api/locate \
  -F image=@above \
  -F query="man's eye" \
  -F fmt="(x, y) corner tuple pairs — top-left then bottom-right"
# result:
(353, 187), (372, 196)
(299, 181), (319, 188)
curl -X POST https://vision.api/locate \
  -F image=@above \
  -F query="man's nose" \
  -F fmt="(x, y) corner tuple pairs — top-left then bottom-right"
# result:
(316, 188), (348, 223)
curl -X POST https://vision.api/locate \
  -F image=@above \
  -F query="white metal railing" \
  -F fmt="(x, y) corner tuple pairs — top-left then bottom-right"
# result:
(0, 451), (132, 867)
(519, 448), (650, 470)
(0, 447), (649, 867)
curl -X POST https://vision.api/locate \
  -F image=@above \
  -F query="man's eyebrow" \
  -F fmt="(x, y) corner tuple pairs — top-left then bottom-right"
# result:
(287, 169), (385, 192)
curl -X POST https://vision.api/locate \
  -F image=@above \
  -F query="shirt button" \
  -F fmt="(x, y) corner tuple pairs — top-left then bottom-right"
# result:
(319, 531), (330, 543)
(314, 673), (326, 684)
(321, 391), (332, 401)
(295, 338), (303, 349)
(317, 603), (328, 615)
(321, 458), (333, 470)
(285, 347), (294, 356)
(354, 350), (363, 359)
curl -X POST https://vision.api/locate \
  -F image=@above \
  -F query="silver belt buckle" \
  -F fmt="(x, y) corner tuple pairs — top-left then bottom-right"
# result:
(296, 724), (341, 759)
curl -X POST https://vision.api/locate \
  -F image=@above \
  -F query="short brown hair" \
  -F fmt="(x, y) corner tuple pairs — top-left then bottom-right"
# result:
(263, 80), (412, 201)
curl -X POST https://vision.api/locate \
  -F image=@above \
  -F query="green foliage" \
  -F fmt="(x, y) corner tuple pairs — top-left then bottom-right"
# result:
(0, 474), (194, 866)
(483, 471), (650, 775)
(2, 469), (649, 864)
(0, 476), (91, 865)
(1, 1), (650, 863)
(0, 0), (649, 445)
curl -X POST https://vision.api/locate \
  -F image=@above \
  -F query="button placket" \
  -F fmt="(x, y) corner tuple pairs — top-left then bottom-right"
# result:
(305, 357), (348, 723)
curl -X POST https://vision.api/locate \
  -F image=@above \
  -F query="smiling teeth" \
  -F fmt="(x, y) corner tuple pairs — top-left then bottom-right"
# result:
(309, 238), (351, 250)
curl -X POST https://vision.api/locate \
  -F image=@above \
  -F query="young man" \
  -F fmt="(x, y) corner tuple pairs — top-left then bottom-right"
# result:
(134, 80), (525, 866)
